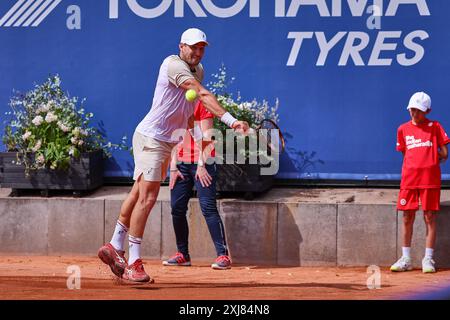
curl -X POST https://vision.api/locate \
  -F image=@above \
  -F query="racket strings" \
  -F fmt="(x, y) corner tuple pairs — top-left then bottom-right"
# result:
(257, 119), (285, 154)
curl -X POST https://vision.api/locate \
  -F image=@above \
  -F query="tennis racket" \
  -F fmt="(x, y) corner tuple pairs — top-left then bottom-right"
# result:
(252, 118), (285, 155)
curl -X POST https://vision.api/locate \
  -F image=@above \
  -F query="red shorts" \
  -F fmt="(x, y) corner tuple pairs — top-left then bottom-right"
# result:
(397, 188), (441, 211)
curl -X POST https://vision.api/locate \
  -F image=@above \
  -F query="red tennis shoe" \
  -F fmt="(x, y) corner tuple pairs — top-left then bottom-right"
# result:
(122, 259), (154, 283)
(162, 252), (191, 266)
(211, 255), (232, 270)
(97, 243), (127, 278)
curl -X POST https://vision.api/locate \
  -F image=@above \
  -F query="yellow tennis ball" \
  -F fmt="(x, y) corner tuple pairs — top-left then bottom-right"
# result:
(185, 89), (197, 102)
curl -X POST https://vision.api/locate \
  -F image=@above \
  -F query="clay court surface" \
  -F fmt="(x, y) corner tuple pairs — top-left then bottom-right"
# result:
(1, 256), (450, 300)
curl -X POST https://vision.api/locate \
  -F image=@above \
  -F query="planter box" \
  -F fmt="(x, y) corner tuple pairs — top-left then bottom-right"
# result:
(215, 163), (274, 199)
(0, 150), (104, 192)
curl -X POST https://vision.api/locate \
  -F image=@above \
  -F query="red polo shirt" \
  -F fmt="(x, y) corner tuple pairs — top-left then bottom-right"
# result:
(397, 119), (450, 189)
(177, 101), (215, 163)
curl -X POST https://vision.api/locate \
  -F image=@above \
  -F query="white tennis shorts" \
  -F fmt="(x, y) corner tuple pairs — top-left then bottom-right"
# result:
(132, 131), (177, 182)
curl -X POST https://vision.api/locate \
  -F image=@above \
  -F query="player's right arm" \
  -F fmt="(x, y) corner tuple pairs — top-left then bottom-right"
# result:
(179, 78), (249, 133)
(166, 57), (248, 133)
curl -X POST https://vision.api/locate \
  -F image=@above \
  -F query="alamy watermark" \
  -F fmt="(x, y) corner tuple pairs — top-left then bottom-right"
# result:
(366, 265), (381, 290)
(171, 128), (281, 176)
(66, 265), (81, 290)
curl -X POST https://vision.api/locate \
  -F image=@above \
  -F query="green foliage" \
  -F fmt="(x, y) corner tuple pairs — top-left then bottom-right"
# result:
(2, 75), (128, 174)
(208, 65), (280, 161)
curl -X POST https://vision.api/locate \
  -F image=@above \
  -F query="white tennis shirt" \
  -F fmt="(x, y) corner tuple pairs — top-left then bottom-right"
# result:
(135, 55), (204, 143)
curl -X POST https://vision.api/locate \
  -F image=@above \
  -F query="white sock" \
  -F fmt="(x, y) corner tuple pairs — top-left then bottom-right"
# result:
(402, 247), (411, 258)
(110, 220), (128, 251)
(128, 235), (142, 265)
(425, 248), (434, 259)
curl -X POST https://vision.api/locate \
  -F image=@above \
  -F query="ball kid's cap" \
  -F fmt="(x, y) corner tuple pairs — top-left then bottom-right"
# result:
(180, 28), (209, 46)
(407, 91), (431, 112)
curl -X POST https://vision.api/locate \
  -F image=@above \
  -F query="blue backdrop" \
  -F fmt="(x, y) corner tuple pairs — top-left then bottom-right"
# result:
(1, 0), (449, 181)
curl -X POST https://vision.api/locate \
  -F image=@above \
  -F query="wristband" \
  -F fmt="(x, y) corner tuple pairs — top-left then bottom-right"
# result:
(188, 124), (203, 142)
(220, 112), (238, 128)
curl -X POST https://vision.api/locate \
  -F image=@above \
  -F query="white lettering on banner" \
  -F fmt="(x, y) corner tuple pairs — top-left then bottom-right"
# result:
(275, 0), (285, 17)
(283, 0), (430, 17)
(109, 0), (118, 18)
(0, 1), (431, 67)
(369, 31), (401, 66)
(126, 0), (172, 19)
(287, 32), (314, 66)
(109, 0), (259, 18)
(405, 135), (433, 150)
(332, 0), (370, 17)
(385, 0), (430, 16)
(398, 30), (429, 66)
(108, 0), (430, 18)
(175, 0), (207, 17)
(104, 1), (433, 67)
(286, 30), (429, 66)
(202, 0), (259, 18)
(316, 32), (347, 66)
(339, 32), (370, 66)
(286, 0), (330, 17)
(332, 0), (384, 17)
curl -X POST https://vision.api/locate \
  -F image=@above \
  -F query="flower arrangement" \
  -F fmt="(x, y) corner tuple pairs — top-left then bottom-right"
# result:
(208, 65), (280, 162)
(2, 75), (128, 174)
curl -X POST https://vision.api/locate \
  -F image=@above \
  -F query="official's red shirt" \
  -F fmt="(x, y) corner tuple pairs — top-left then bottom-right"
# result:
(397, 119), (450, 189)
(177, 101), (215, 163)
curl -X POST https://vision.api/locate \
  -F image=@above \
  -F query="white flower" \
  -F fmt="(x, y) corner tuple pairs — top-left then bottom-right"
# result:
(42, 102), (51, 112)
(57, 121), (70, 132)
(72, 127), (81, 137)
(32, 140), (42, 152)
(238, 102), (252, 110)
(78, 140), (84, 146)
(80, 129), (87, 136)
(45, 112), (57, 123)
(70, 137), (78, 144)
(22, 131), (32, 141)
(69, 147), (76, 156)
(32, 115), (44, 126)
(36, 155), (45, 164)
(36, 104), (45, 114)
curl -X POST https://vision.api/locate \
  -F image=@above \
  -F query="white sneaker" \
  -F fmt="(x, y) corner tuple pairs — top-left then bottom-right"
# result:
(422, 257), (436, 273)
(390, 256), (413, 272)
